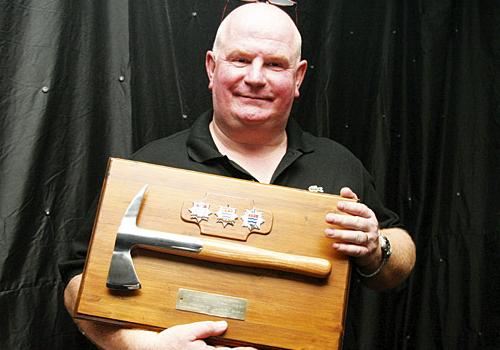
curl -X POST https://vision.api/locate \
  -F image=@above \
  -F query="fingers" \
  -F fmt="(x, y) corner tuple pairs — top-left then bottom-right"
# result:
(189, 320), (228, 339)
(328, 200), (378, 234)
(336, 200), (372, 219)
(325, 229), (369, 245)
(325, 227), (379, 259)
(331, 241), (369, 257)
(166, 321), (228, 341)
(326, 212), (376, 233)
(156, 320), (258, 350)
(339, 187), (358, 200)
(326, 189), (380, 260)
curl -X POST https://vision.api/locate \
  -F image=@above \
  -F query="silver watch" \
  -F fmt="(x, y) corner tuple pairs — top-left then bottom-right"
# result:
(379, 234), (392, 261)
(356, 234), (392, 278)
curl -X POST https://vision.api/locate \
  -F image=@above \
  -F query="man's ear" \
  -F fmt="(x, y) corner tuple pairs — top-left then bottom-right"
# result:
(294, 59), (308, 98)
(206, 51), (216, 90)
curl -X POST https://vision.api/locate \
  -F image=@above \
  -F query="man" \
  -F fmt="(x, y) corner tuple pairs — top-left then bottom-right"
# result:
(62, 3), (416, 349)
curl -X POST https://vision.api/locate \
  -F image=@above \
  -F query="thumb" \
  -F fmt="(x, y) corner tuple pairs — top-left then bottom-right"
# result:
(175, 320), (228, 340)
(340, 187), (358, 200)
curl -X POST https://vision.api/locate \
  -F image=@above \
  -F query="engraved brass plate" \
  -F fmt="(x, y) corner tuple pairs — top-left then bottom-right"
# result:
(176, 288), (247, 320)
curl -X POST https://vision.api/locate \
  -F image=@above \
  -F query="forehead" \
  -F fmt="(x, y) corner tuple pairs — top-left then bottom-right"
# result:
(221, 21), (297, 60)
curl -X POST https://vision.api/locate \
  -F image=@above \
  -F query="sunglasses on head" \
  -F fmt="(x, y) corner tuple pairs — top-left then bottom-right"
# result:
(221, 0), (298, 24)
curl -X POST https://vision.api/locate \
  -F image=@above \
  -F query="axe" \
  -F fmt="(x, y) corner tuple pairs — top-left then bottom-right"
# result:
(106, 185), (332, 290)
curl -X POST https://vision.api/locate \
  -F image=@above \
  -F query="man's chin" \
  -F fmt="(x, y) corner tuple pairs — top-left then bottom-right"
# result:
(232, 106), (272, 122)
(237, 114), (272, 125)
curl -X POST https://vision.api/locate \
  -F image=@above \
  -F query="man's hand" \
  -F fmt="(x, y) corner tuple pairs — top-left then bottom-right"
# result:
(324, 187), (381, 268)
(64, 274), (256, 350)
(151, 321), (256, 350)
(324, 187), (416, 290)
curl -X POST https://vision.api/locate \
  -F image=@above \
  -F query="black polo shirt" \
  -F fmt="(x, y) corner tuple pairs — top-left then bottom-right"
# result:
(133, 110), (400, 227)
(59, 110), (400, 284)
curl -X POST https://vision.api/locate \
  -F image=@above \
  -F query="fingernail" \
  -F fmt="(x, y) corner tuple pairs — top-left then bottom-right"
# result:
(326, 214), (336, 222)
(325, 228), (335, 237)
(214, 321), (228, 331)
(337, 202), (345, 210)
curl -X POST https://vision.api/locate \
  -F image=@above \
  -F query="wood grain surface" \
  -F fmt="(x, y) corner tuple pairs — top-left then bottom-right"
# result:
(75, 158), (353, 349)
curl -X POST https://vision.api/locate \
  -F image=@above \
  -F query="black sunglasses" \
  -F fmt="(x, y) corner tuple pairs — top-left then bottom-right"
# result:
(221, 0), (298, 24)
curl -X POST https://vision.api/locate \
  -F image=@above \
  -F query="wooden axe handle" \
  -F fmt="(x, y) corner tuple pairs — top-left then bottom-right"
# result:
(171, 238), (332, 278)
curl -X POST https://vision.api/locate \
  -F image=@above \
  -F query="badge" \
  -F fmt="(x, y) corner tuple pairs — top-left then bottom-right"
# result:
(308, 185), (324, 193)
(215, 205), (238, 227)
(188, 201), (211, 223)
(242, 208), (265, 231)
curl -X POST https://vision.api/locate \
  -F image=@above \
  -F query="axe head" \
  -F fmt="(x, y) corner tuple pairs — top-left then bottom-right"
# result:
(106, 241), (141, 290)
(106, 185), (148, 290)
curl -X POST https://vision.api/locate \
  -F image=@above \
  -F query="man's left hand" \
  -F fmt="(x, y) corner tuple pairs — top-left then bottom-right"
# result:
(324, 187), (382, 269)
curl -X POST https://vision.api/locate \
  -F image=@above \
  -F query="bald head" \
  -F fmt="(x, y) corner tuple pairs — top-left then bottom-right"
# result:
(213, 3), (302, 65)
(205, 2), (308, 145)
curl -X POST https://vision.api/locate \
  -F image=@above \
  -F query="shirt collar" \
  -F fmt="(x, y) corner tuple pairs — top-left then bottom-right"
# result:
(186, 110), (223, 163)
(285, 117), (315, 154)
(186, 110), (315, 163)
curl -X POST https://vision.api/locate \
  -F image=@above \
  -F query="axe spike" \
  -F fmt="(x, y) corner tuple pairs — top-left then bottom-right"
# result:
(123, 184), (148, 222)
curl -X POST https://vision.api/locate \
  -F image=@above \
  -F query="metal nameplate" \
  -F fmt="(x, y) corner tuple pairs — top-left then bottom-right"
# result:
(176, 288), (247, 320)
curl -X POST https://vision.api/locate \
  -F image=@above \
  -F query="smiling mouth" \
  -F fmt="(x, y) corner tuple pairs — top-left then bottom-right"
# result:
(237, 94), (273, 101)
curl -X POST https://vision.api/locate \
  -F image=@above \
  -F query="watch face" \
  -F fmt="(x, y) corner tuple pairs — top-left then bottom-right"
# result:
(380, 235), (392, 258)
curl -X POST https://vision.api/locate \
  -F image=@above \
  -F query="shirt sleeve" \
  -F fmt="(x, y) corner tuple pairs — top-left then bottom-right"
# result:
(57, 144), (159, 287)
(58, 196), (98, 286)
(360, 167), (403, 229)
(57, 142), (164, 287)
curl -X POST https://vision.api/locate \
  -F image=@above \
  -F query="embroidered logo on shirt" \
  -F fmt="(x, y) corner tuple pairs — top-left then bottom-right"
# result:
(308, 185), (324, 193)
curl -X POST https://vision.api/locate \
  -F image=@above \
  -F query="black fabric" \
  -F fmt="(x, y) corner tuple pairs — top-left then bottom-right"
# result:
(1, 0), (499, 349)
(59, 109), (404, 350)
(59, 110), (402, 286)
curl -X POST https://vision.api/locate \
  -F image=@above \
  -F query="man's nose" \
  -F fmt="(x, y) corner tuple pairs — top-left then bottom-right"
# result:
(244, 61), (266, 87)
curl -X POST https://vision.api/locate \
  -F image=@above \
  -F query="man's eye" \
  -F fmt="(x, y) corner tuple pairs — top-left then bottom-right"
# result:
(234, 58), (250, 64)
(266, 62), (285, 69)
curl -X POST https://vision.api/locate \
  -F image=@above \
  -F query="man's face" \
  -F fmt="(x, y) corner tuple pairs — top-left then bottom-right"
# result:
(206, 20), (307, 138)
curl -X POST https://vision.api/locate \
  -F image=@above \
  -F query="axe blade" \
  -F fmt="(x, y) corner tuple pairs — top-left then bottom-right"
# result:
(106, 185), (148, 290)
(106, 243), (141, 290)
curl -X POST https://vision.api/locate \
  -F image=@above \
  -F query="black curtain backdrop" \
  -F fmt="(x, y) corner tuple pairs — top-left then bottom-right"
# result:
(0, 0), (498, 349)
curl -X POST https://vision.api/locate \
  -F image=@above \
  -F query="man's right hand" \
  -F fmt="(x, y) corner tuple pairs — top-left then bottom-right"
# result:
(154, 320), (256, 350)
(64, 274), (256, 350)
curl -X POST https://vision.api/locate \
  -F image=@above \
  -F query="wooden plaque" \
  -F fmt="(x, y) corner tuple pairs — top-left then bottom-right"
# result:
(75, 158), (352, 349)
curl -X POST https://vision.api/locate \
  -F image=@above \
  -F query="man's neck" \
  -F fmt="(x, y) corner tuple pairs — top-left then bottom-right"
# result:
(209, 120), (287, 153)
(209, 121), (287, 184)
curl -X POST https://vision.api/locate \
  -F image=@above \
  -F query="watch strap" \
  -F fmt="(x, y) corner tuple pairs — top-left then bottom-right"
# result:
(355, 234), (391, 278)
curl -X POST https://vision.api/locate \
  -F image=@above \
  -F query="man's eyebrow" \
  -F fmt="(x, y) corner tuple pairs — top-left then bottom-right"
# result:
(225, 50), (290, 63)
(225, 49), (252, 58)
(266, 54), (289, 62)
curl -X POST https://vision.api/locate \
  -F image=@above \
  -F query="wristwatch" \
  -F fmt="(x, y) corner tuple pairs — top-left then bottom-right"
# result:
(356, 233), (392, 278)
(379, 234), (392, 262)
